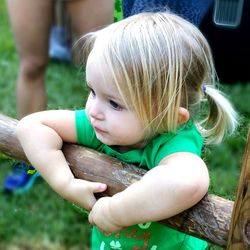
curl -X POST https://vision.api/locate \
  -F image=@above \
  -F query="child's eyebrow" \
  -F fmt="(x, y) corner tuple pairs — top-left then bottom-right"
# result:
(86, 80), (125, 104)
(106, 94), (122, 102)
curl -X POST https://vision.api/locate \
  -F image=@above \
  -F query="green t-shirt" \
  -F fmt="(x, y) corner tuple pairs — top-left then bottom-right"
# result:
(75, 110), (207, 250)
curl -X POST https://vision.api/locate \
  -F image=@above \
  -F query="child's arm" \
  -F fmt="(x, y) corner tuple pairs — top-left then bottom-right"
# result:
(16, 110), (107, 210)
(89, 152), (209, 232)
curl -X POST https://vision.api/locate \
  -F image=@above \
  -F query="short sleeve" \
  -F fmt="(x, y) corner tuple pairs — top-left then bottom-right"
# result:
(154, 122), (204, 166)
(75, 110), (102, 149)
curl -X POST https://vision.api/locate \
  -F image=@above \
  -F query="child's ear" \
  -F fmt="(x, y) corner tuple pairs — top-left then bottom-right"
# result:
(178, 107), (189, 124)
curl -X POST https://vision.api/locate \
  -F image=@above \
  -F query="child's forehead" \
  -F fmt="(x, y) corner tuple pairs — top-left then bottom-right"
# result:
(86, 54), (119, 90)
(86, 50), (113, 84)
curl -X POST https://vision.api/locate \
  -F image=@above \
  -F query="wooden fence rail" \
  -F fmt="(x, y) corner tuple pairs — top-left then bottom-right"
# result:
(0, 113), (248, 248)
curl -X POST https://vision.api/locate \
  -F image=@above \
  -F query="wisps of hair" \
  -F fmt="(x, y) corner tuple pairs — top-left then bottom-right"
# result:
(73, 32), (97, 67)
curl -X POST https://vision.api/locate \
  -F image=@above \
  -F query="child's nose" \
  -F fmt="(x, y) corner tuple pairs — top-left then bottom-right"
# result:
(89, 100), (104, 120)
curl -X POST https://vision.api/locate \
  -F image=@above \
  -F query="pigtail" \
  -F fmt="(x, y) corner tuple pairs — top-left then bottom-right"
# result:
(198, 84), (238, 145)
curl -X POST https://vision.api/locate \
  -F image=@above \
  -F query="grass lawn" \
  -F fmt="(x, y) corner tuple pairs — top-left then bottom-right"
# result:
(0, 1), (249, 250)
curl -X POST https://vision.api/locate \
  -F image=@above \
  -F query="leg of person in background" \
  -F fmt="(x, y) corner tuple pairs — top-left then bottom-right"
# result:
(4, 0), (54, 193)
(49, 0), (115, 68)
(7, 0), (54, 119)
(66, 0), (114, 45)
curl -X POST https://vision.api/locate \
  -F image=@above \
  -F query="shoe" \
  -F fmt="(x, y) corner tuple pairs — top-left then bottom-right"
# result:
(49, 26), (72, 62)
(3, 162), (40, 194)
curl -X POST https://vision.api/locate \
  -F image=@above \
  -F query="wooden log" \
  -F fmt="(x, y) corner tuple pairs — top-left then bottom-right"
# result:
(227, 129), (250, 249)
(0, 113), (233, 247)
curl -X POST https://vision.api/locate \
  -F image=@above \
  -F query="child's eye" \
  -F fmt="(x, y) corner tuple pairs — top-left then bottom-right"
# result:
(109, 100), (122, 110)
(86, 84), (96, 97)
(89, 88), (96, 97)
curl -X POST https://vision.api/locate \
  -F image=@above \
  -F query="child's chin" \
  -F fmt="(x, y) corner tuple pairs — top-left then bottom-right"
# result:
(96, 134), (112, 145)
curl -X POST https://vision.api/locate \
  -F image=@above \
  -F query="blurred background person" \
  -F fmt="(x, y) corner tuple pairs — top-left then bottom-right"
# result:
(4, 0), (114, 193)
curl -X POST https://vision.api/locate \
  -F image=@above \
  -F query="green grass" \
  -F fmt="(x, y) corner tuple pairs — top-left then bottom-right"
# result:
(0, 1), (249, 249)
(0, 159), (91, 250)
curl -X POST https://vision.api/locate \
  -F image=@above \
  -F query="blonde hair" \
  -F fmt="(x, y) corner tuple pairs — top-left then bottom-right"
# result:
(79, 12), (238, 145)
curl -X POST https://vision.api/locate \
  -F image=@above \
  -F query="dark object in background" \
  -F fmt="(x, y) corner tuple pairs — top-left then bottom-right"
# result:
(123, 0), (250, 84)
(123, 0), (213, 26)
(200, 1), (250, 84)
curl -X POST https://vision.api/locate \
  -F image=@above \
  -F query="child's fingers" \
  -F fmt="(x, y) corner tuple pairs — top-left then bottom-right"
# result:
(83, 183), (107, 209)
(91, 182), (107, 194)
(88, 182), (107, 194)
(76, 179), (107, 194)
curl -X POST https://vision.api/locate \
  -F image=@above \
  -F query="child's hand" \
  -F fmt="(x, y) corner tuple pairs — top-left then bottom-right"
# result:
(88, 197), (122, 233)
(63, 178), (107, 210)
